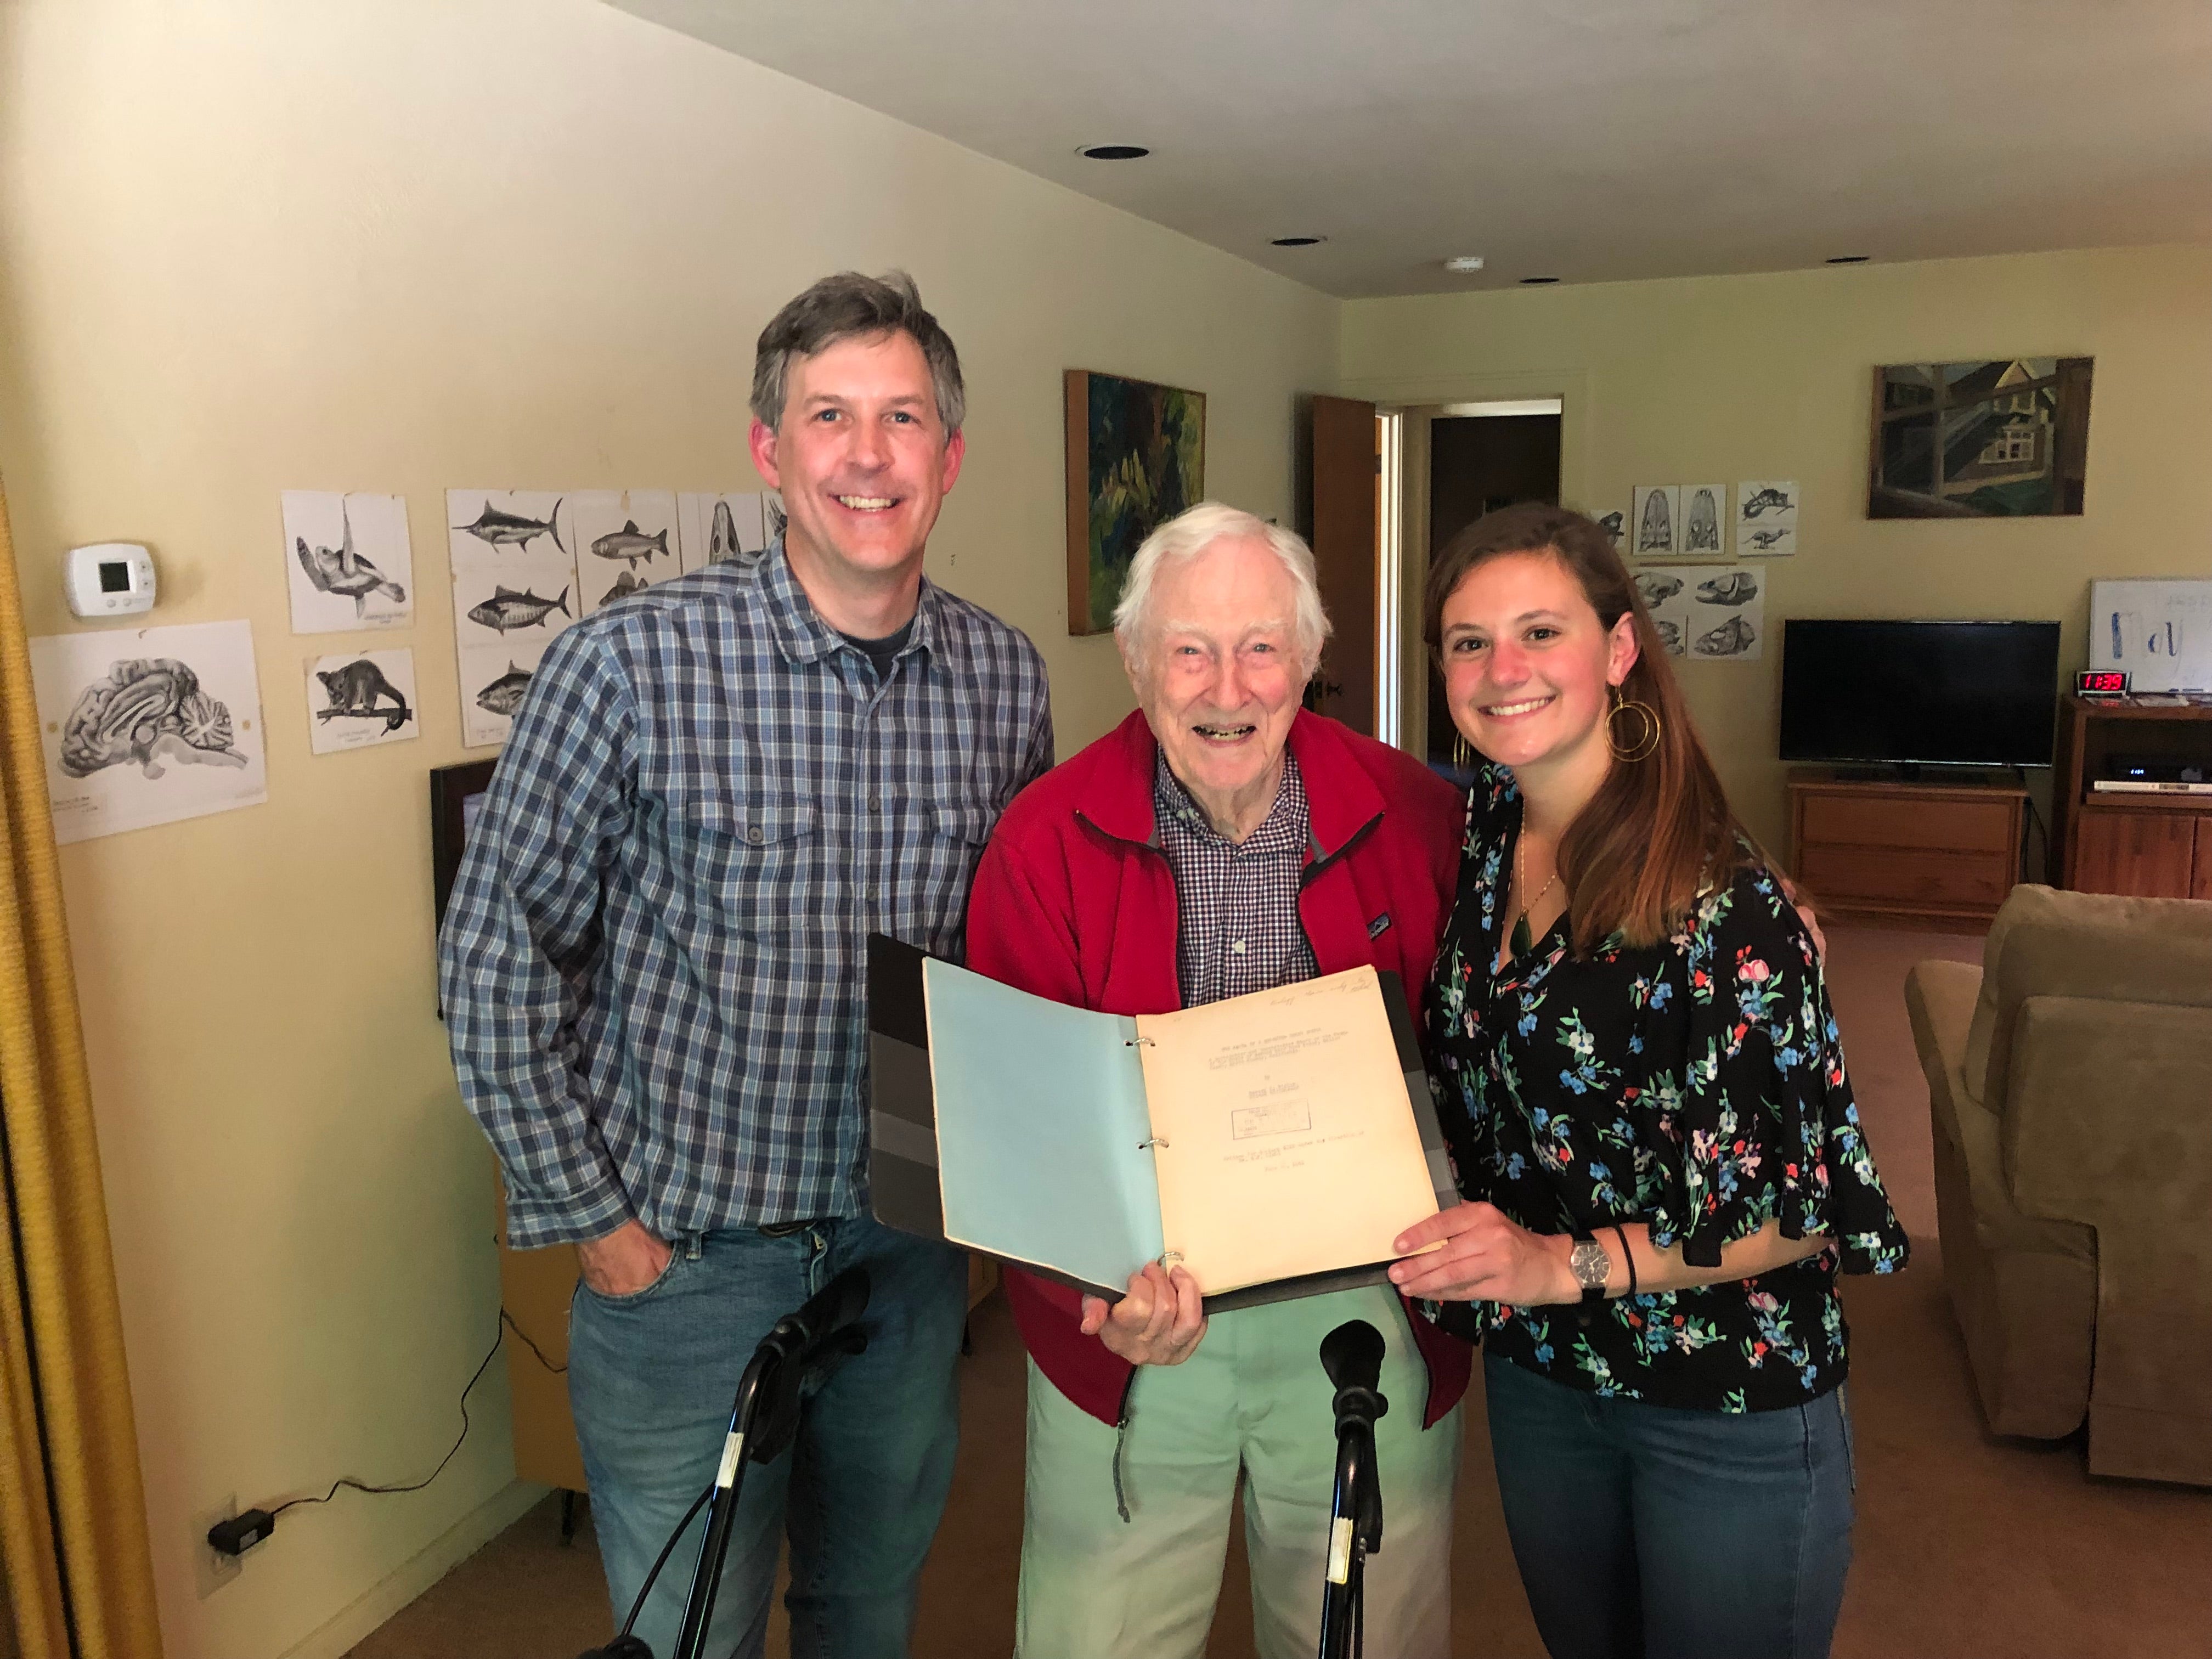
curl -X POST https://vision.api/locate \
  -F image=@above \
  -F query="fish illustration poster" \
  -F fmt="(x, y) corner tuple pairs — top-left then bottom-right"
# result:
(456, 637), (551, 749)
(448, 490), (579, 747)
(676, 492), (771, 575)
(29, 620), (269, 843)
(304, 647), (419, 756)
(1633, 565), (1764, 661)
(1735, 481), (1799, 557)
(282, 492), (414, 632)
(569, 490), (680, 615)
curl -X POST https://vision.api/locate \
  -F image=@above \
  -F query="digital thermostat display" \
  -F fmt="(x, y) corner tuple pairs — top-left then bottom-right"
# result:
(64, 542), (156, 619)
(2076, 670), (2130, 695)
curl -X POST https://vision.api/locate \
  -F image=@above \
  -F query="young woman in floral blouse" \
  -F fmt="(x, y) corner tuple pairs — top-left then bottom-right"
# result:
(1387, 504), (1909, 1659)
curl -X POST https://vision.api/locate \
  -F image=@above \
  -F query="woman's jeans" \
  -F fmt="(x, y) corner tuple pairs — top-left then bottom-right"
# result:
(1483, 1350), (1856, 1659)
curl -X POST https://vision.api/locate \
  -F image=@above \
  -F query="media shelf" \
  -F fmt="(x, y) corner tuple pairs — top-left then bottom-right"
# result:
(2052, 693), (2212, 899)
(1787, 771), (2027, 929)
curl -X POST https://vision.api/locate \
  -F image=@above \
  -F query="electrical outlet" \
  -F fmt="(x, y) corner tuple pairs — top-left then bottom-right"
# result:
(193, 1494), (242, 1598)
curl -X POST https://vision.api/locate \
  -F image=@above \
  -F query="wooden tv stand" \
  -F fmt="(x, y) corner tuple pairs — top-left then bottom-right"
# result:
(2051, 693), (2212, 899)
(1787, 772), (2026, 928)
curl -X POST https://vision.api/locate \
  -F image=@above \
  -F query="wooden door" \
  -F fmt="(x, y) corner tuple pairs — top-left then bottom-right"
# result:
(2072, 810), (2198, 898)
(1305, 395), (1379, 735)
(2194, 818), (2212, 900)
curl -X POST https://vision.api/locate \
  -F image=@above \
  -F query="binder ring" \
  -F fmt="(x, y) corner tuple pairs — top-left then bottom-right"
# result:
(1159, 1251), (1184, 1266)
(1138, 1136), (1170, 1150)
(1125, 1037), (1156, 1047)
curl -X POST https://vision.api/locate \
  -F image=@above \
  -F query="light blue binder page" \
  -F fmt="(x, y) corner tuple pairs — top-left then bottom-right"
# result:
(923, 958), (1165, 1293)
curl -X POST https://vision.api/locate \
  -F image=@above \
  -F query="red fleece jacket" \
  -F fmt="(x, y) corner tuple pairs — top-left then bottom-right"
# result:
(964, 708), (1474, 1429)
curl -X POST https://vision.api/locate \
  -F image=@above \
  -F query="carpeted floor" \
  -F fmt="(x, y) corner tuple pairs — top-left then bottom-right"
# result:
(349, 926), (2212, 1659)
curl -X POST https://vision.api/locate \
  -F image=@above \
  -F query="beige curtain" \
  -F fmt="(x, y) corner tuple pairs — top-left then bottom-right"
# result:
(0, 480), (165, 1658)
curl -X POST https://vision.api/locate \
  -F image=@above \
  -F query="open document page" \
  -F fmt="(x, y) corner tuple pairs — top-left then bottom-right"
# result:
(922, 959), (1167, 1294)
(1135, 966), (1442, 1296)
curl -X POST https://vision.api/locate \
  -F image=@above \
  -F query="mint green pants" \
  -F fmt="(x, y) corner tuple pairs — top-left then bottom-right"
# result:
(1014, 1284), (1462, 1659)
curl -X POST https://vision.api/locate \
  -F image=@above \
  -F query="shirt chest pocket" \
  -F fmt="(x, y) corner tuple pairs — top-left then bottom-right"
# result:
(885, 801), (996, 957)
(659, 787), (824, 940)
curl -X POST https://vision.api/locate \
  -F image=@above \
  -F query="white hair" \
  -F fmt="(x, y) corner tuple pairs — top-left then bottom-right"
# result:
(1110, 501), (1332, 678)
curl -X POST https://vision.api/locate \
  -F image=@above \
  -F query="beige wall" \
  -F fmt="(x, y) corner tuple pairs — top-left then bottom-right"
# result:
(1343, 245), (2212, 851)
(0, 3), (1336, 1654)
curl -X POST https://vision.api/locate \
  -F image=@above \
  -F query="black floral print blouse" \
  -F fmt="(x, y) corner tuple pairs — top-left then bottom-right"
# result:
(1425, 764), (1910, 1413)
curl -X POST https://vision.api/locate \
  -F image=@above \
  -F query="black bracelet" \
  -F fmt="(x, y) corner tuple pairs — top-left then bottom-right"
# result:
(1610, 1223), (1638, 1299)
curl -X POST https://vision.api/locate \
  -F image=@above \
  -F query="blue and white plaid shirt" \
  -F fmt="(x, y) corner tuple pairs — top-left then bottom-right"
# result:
(440, 543), (1053, 1248)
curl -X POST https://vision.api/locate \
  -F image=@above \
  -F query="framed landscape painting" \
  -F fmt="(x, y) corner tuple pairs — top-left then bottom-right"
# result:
(1064, 369), (1206, 635)
(1868, 357), (2093, 518)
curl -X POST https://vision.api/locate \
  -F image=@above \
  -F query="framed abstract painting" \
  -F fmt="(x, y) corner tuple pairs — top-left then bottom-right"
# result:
(1064, 369), (1206, 635)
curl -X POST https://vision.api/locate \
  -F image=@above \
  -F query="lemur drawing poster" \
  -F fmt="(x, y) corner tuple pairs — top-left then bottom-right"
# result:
(282, 492), (415, 632)
(306, 648), (419, 755)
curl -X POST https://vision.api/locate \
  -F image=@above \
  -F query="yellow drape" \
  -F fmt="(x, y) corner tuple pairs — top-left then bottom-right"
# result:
(0, 481), (165, 1658)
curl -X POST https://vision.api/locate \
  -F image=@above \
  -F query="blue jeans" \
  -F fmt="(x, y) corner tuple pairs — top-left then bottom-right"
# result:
(567, 1215), (968, 1659)
(1483, 1350), (1856, 1659)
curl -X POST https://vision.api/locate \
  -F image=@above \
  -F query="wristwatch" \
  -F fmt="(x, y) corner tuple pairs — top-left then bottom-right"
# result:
(1568, 1232), (1611, 1306)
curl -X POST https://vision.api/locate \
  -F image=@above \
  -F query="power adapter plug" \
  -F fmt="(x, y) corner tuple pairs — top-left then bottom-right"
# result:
(206, 1509), (276, 1557)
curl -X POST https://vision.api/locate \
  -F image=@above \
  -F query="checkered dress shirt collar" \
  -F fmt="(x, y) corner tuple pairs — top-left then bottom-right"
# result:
(1153, 747), (1318, 1008)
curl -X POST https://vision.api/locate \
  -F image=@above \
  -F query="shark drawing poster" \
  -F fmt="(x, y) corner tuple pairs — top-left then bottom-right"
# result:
(282, 492), (415, 633)
(304, 647), (419, 756)
(1735, 480), (1800, 557)
(569, 490), (681, 616)
(676, 492), (770, 575)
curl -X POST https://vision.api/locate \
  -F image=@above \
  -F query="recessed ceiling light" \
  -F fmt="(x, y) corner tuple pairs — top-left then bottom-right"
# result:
(1077, 143), (1150, 161)
(1443, 255), (1486, 273)
(1826, 255), (1870, 264)
(1271, 235), (1326, 247)
(1520, 275), (1560, 285)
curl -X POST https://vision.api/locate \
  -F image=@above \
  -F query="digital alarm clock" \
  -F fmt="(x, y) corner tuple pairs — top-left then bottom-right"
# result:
(2076, 670), (2130, 696)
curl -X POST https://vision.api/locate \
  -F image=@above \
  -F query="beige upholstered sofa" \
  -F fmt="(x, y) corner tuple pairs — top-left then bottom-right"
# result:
(1905, 883), (2212, 1486)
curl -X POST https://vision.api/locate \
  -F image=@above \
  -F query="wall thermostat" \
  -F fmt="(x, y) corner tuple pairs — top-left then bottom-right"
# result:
(65, 543), (156, 619)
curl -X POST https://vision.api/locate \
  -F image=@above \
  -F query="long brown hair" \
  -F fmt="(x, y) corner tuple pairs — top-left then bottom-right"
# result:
(1423, 503), (1760, 955)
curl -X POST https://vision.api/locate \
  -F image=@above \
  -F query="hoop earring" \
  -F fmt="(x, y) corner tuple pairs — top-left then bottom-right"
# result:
(1606, 686), (1661, 763)
(1451, 731), (1473, 770)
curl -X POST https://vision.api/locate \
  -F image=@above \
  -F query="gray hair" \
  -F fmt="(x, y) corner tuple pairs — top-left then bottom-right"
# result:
(750, 270), (966, 436)
(1112, 501), (1332, 678)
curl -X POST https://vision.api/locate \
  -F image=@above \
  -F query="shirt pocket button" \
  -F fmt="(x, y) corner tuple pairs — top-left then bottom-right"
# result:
(745, 825), (765, 845)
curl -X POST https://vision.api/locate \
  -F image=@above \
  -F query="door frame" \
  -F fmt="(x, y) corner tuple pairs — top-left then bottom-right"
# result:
(1348, 369), (1590, 759)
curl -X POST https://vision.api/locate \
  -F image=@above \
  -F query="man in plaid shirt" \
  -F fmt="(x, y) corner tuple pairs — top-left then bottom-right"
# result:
(439, 272), (1051, 1659)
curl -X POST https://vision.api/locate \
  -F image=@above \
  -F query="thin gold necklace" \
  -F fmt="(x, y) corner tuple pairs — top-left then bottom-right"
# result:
(1511, 833), (1561, 961)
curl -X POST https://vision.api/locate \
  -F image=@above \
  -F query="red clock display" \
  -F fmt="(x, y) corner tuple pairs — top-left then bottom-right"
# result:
(2076, 670), (2129, 693)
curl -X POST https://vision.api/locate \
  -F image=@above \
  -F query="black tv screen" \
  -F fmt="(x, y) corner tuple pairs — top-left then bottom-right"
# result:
(1779, 620), (2062, 768)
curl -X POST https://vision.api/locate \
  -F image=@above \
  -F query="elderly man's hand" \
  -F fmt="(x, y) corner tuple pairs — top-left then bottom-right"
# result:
(1779, 877), (1828, 960)
(1080, 1261), (1207, 1365)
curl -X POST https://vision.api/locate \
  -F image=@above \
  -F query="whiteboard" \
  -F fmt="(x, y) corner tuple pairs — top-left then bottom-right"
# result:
(2089, 579), (2212, 691)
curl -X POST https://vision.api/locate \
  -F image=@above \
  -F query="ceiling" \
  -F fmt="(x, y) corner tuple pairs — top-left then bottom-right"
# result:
(605, 1), (2212, 299)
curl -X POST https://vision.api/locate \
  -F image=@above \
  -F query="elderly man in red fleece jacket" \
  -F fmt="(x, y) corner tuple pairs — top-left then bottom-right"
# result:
(964, 501), (1472, 1659)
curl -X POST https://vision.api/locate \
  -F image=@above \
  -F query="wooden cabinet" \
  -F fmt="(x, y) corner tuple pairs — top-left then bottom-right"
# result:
(2052, 695), (2212, 899)
(1788, 776), (2025, 927)
(2073, 809), (2199, 898)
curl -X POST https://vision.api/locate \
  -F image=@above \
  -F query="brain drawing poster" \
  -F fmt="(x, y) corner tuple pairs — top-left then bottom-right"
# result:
(30, 620), (270, 843)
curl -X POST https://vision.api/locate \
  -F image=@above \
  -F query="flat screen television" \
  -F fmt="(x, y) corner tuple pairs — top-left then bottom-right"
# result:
(1778, 619), (2062, 768)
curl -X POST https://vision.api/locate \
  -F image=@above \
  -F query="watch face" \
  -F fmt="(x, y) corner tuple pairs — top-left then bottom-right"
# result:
(1571, 1239), (1610, 1290)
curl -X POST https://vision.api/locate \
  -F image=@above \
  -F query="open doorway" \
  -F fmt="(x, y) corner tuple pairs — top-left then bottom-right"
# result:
(1381, 399), (1564, 770)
